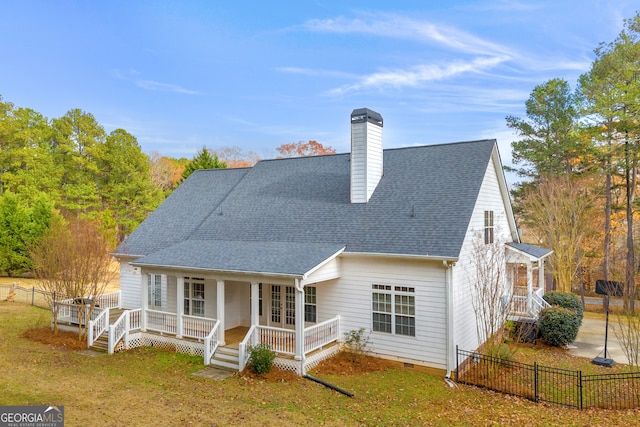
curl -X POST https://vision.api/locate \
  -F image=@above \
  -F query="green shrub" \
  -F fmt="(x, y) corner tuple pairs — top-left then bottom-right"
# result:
(247, 343), (276, 374)
(486, 342), (515, 362)
(538, 306), (581, 347)
(343, 328), (372, 361)
(543, 291), (584, 320)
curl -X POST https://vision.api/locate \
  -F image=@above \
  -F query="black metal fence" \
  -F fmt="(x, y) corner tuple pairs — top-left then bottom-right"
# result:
(456, 347), (640, 410)
(0, 284), (52, 309)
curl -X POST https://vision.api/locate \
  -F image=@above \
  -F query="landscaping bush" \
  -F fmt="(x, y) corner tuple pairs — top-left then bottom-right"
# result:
(538, 306), (581, 347)
(543, 291), (584, 320)
(248, 343), (276, 374)
(343, 328), (372, 361)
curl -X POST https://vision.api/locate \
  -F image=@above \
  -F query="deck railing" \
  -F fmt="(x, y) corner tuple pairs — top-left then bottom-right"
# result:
(182, 314), (217, 340)
(95, 291), (121, 309)
(203, 320), (222, 365)
(108, 308), (142, 354)
(304, 315), (340, 353)
(145, 309), (177, 335)
(88, 308), (110, 347)
(238, 325), (258, 372)
(257, 325), (296, 355)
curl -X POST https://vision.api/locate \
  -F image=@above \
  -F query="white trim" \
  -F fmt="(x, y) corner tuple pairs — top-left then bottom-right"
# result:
(301, 247), (345, 280)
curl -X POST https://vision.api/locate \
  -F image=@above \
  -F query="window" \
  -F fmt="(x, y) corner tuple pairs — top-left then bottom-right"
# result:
(147, 274), (162, 308)
(484, 210), (494, 244)
(271, 285), (281, 323)
(372, 284), (415, 336)
(305, 286), (317, 323)
(184, 277), (205, 317)
(285, 286), (295, 325)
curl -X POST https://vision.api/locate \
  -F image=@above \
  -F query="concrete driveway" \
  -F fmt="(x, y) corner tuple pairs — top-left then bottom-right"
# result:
(567, 317), (630, 365)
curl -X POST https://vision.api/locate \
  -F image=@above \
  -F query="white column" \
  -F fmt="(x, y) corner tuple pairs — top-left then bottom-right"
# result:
(526, 262), (533, 313)
(176, 276), (184, 339)
(538, 260), (545, 293)
(217, 280), (225, 345)
(250, 282), (259, 326)
(141, 272), (148, 332)
(294, 280), (304, 363)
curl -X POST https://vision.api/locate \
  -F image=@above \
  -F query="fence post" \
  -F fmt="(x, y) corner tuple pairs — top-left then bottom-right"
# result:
(578, 371), (583, 410)
(455, 345), (459, 382)
(32, 287), (35, 306)
(534, 362), (538, 402)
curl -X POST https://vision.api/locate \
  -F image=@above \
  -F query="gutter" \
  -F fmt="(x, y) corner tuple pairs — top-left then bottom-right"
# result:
(129, 262), (304, 280)
(444, 260), (455, 378)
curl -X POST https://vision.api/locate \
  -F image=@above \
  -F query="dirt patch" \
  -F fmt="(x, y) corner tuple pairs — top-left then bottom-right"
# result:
(238, 366), (302, 382)
(21, 326), (87, 351)
(313, 351), (394, 375)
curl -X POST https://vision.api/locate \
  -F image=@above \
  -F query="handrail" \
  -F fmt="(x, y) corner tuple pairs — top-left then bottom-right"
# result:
(88, 307), (109, 347)
(109, 310), (129, 354)
(181, 314), (217, 339)
(238, 325), (258, 372)
(203, 320), (221, 365)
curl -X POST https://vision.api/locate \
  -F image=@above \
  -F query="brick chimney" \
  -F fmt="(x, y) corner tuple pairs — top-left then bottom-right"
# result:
(350, 108), (383, 203)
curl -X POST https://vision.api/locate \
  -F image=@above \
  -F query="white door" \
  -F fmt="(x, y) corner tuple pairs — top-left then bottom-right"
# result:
(147, 274), (162, 310)
(270, 285), (296, 329)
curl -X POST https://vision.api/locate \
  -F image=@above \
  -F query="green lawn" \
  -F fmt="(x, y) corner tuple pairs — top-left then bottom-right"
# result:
(1, 302), (639, 426)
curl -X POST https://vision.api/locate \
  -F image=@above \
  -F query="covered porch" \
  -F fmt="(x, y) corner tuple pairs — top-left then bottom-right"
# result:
(505, 242), (554, 320)
(114, 241), (346, 374)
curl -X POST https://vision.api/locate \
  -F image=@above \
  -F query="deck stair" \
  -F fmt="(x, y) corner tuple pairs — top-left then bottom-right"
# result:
(210, 346), (240, 371)
(89, 308), (127, 352)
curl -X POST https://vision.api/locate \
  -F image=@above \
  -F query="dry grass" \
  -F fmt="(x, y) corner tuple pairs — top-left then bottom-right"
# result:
(3, 302), (640, 426)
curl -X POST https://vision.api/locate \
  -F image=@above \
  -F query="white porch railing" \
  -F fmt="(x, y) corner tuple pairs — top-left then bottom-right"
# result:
(511, 287), (548, 318)
(108, 308), (142, 354)
(95, 291), (121, 309)
(145, 309), (177, 335)
(304, 316), (340, 353)
(88, 307), (110, 347)
(55, 301), (104, 325)
(182, 315), (217, 340)
(531, 292), (551, 317)
(238, 325), (258, 372)
(203, 320), (222, 365)
(238, 317), (342, 372)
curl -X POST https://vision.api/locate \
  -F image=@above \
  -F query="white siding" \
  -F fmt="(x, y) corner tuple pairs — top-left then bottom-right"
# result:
(119, 260), (141, 309)
(301, 257), (340, 286)
(224, 281), (250, 329)
(318, 254), (448, 370)
(453, 153), (513, 354)
(350, 121), (383, 203)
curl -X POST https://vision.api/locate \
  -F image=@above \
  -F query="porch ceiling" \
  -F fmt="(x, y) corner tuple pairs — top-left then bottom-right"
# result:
(132, 239), (345, 277)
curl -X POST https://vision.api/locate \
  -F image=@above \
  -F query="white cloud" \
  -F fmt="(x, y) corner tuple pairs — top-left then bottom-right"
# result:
(112, 69), (199, 95)
(303, 13), (514, 57)
(326, 56), (509, 95)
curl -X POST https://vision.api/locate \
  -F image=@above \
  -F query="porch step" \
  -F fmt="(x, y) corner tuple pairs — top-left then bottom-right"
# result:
(210, 346), (239, 371)
(90, 333), (109, 352)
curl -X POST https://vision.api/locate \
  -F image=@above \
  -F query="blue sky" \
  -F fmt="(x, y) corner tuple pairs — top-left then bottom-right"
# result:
(1, 1), (638, 182)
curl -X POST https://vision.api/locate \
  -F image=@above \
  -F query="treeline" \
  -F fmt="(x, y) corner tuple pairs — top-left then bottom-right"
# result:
(509, 13), (640, 312)
(0, 94), (338, 277)
(0, 98), (170, 275)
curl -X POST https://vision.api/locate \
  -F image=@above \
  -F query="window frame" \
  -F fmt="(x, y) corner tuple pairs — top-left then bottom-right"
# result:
(304, 286), (317, 323)
(372, 284), (415, 337)
(184, 277), (205, 317)
(484, 210), (494, 244)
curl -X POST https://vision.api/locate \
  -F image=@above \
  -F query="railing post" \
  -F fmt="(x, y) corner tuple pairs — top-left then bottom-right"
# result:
(32, 286), (35, 306)
(578, 370), (583, 410)
(88, 319), (94, 348)
(124, 312), (130, 349)
(108, 325), (114, 355)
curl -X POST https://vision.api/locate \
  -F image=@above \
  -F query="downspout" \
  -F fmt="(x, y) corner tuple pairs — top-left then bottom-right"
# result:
(444, 260), (455, 378)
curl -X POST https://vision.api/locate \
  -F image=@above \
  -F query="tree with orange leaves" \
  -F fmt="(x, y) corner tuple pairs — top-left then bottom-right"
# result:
(276, 140), (336, 158)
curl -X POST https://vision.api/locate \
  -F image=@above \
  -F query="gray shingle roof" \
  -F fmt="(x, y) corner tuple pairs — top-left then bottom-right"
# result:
(115, 139), (498, 274)
(506, 242), (553, 259)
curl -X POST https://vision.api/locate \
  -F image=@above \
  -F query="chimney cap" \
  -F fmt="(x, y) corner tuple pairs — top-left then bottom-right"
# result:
(351, 108), (383, 127)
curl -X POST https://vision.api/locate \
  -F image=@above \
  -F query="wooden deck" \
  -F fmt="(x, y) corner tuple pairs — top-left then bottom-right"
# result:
(223, 326), (250, 348)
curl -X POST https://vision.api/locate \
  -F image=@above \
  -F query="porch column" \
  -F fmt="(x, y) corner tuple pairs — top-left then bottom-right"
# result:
(176, 276), (184, 339)
(294, 280), (304, 363)
(538, 260), (545, 292)
(250, 282), (259, 326)
(141, 272), (147, 332)
(526, 262), (533, 313)
(217, 280), (225, 345)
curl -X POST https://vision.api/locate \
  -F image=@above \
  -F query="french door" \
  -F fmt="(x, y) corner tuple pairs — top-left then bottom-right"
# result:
(147, 274), (162, 309)
(270, 285), (296, 328)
